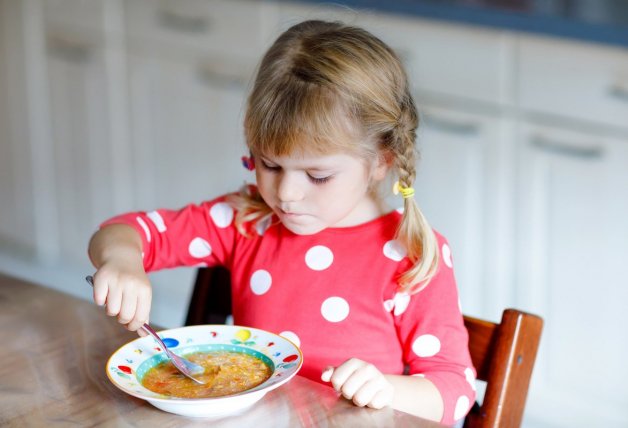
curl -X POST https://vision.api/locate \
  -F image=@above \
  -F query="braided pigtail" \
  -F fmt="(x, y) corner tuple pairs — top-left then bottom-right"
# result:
(392, 96), (440, 293)
(227, 186), (274, 237)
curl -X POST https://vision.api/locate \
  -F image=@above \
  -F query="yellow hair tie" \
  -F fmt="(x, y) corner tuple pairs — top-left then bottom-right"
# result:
(393, 181), (415, 199)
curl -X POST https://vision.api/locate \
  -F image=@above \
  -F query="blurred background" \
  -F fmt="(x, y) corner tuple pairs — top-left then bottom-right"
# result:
(0, 1), (627, 426)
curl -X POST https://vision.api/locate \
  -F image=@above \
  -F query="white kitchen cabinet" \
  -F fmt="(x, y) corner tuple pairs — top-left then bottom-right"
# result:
(122, 0), (265, 325)
(516, 121), (628, 427)
(44, 30), (115, 263)
(518, 35), (628, 131)
(127, 53), (253, 209)
(277, 2), (514, 106)
(124, 0), (270, 61)
(123, 0), (267, 209)
(414, 105), (516, 320)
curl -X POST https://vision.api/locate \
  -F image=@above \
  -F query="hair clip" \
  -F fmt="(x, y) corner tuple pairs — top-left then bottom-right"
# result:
(393, 181), (415, 199)
(241, 155), (255, 171)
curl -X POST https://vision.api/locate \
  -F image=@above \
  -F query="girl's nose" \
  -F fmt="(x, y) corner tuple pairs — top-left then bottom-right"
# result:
(277, 173), (303, 202)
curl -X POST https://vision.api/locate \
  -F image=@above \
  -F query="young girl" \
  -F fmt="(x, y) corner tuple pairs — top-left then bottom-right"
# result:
(88, 20), (476, 425)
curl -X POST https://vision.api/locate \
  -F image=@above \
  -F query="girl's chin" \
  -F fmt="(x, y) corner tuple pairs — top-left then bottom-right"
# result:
(280, 219), (326, 236)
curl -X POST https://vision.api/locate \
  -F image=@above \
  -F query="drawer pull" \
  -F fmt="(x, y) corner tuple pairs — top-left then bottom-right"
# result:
(197, 66), (247, 89)
(47, 36), (91, 64)
(158, 10), (209, 34)
(530, 136), (603, 160)
(422, 114), (480, 137)
(608, 84), (628, 103)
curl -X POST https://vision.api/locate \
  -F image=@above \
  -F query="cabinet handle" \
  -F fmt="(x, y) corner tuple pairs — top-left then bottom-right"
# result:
(158, 9), (210, 34)
(47, 36), (91, 64)
(197, 66), (247, 89)
(422, 114), (480, 137)
(608, 84), (628, 103)
(530, 135), (603, 160)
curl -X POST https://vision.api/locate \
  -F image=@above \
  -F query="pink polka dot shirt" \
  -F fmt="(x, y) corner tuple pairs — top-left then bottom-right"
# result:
(101, 193), (477, 425)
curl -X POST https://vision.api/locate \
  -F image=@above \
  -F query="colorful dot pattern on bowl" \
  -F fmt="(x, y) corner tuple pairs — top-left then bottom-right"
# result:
(106, 325), (302, 401)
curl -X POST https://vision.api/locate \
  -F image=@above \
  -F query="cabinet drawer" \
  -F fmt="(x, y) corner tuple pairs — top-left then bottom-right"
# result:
(518, 36), (628, 130)
(278, 3), (513, 105)
(370, 15), (513, 106)
(125, 0), (266, 60)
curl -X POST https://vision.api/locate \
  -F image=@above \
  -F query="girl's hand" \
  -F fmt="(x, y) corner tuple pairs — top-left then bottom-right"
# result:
(321, 358), (394, 409)
(92, 261), (152, 336)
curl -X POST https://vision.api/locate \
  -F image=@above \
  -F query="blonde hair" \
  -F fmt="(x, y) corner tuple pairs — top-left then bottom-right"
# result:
(229, 20), (439, 293)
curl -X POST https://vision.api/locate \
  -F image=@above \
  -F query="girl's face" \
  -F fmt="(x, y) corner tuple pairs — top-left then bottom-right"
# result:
(255, 150), (388, 235)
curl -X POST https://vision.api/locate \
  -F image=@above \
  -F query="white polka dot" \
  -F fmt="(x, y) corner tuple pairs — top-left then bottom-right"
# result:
(305, 245), (334, 271)
(321, 297), (350, 322)
(250, 269), (272, 295)
(411, 373), (425, 377)
(383, 240), (407, 261)
(412, 334), (441, 357)
(464, 367), (476, 391)
(279, 331), (301, 347)
(383, 299), (394, 312)
(393, 292), (411, 316)
(136, 217), (151, 242)
(442, 243), (453, 268)
(147, 210), (166, 232)
(188, 237), (212, 258)
(395, 206), (404, 214)
(454, 395), (471, 421)
(210, 202), (234, 228)
(255, 215), (272, 236)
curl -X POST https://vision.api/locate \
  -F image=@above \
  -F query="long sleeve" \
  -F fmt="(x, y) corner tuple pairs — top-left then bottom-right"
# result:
(100, 196), (239, 272)
(391, 235), (476, 425)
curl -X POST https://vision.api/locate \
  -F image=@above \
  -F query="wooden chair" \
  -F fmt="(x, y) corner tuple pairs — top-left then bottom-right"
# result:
(185, 266), (232, 326)
(186, 268), (543, 428)
(463, 309), (543, 428)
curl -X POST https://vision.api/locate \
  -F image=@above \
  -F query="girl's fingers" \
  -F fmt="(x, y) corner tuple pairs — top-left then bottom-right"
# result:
(368, 387), (393, 409)
(118, 287), (138, 325)
(339, 363), (379, 399)
(328, 358), (362, 391)
(92, 275), (108, 306)
(321, 366), (335, 383)
(105, 283), (123, 317)
(352, 377), (388, 408)
(128, 294), (151, 331)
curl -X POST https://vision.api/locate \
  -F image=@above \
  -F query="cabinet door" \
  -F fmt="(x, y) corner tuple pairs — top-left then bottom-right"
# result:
(128, 53), (253, 209)
(126, 52), (254, 326)
(517, 122), (628, 427)
(45, 31), (122, 263)
(410, 106), (515, 319)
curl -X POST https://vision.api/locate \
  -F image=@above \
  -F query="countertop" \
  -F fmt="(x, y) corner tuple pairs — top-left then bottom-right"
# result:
(290, 0), (628, 47)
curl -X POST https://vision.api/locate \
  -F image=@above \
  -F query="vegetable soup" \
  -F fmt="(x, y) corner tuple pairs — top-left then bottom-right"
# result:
(141, 351), (272, 398)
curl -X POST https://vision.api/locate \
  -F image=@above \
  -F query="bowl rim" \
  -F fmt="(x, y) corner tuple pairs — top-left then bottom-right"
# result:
(105, 324), (303, 404)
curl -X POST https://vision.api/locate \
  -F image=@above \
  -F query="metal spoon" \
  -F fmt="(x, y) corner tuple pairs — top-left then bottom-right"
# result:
(85, 275), (206, 384)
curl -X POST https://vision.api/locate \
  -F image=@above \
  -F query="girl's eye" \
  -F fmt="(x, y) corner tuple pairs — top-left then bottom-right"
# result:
(308, 174), (332, 184)
(261, 161), (280, 172)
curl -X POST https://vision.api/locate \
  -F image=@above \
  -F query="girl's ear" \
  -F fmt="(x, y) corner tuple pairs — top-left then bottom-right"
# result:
(371, 150), (393, 182)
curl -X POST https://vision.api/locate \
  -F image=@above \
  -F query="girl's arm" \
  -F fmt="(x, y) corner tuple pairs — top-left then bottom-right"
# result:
(385, 373), (443, 420)
(88, 223), (152, 334)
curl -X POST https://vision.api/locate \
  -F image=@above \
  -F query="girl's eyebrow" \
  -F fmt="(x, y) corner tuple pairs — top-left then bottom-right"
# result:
(260, 156), (337, 171)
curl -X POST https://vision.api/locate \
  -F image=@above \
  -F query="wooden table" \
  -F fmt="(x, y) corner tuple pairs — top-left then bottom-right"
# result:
(0, 273), (443, 427)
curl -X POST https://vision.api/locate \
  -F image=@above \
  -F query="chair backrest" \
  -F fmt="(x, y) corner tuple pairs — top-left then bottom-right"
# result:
(186, 268), (543, 428)
(185, 267), (232, 326)
(463, 309), (543, 428)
